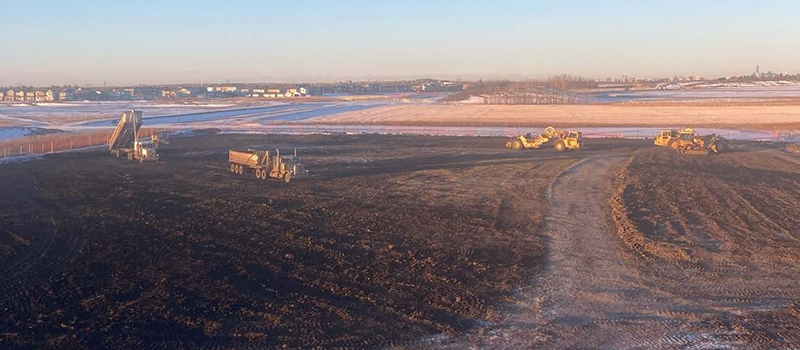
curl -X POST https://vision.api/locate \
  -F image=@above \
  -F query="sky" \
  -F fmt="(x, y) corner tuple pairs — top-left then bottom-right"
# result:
(1, 0), (799, 86)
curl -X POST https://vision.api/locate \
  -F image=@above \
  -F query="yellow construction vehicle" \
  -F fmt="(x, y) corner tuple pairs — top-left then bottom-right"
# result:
(506, 126), (583, 152)
(655, 127), (729, 155)
(675, 134), (729, 155)
(654, 128), (696, 149)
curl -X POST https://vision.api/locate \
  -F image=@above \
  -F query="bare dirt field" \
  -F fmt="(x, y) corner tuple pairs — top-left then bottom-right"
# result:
(304, 104), (800, 130)
(1, 134), (799, 349)
(0, 134), (592, 349)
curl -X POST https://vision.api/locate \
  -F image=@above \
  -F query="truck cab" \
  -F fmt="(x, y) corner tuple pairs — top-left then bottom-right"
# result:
(654, 129), (677, 147)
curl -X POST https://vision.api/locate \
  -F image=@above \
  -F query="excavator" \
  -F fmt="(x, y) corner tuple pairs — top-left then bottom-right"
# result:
(108, 109), (165, 162)
(506, 126), (583, 151)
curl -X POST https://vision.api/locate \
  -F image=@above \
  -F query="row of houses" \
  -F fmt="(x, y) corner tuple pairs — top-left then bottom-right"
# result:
(1, 88), (66, 102)
(0, 87), (194, 102)
(1, 80), (463, 102)
(205, 85), (309, 98)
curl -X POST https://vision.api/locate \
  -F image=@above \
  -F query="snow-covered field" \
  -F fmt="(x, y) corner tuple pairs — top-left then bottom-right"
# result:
(0, 126), (65, 141)
(0, 100), (240, 127)
(594, 83), (800, 102)
(1, 86), (800, 143)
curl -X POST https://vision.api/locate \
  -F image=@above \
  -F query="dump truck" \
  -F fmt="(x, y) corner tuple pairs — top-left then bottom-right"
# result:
(108, 109), (160, 163)
(506, 126), (583, 151)
(229, 149), (307, 182)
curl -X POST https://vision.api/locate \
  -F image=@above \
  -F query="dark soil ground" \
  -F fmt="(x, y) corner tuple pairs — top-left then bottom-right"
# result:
(4, 134), (798, 349)
(0, 134), (628, 349)
(610, 143), (800, 348)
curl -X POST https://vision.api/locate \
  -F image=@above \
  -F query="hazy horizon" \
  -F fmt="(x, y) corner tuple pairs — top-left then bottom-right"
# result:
(2, 0), (799, 86)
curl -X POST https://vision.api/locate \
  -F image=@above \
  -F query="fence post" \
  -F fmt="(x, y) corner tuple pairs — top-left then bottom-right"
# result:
(51, 141), (54, 153)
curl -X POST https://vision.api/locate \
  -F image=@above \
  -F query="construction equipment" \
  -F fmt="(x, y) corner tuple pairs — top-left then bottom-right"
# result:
(675, 133), (729, 155)
(108, 109), (160, 163)
(672, 132), (727, 155)
(506, 126), (583, 152)
(654, 128), (696, 149)
(654, 127), (729, 155)
(229, 148), (307, 183)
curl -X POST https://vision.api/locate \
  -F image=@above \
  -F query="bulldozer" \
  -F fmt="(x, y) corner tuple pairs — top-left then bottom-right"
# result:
(506, 126), (583, 152)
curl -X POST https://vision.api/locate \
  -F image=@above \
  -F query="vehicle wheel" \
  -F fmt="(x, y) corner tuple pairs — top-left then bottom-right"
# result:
(513, 140), (523, 151)
(668, 140), (678, 150)
(284, 172), (292, 183)
(555, 141), (566, 152)
(255, 169), (261, 179)
(231, 163), (236, 172)
(677, 147), (684, 155)
(260, 169), (267, 180)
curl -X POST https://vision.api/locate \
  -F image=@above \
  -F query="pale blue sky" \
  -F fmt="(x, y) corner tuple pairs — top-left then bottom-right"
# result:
(1, 0), (798, 86)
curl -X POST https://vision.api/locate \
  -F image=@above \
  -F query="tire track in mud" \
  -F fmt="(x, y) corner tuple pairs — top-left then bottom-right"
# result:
(0, 190), (86, 314)
(427, 153), (796, 349)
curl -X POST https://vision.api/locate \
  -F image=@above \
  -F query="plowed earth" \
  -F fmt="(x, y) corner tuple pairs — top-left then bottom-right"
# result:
(0, 134), (621, 349)
(421, 143), (800, 349)
(3, 134), (799, 350)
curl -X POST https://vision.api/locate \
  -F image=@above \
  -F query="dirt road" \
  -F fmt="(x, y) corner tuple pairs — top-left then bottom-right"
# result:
(429, 148), (800, 349)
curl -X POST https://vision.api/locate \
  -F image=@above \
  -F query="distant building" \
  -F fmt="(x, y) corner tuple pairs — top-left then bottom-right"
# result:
(34, 90), (57, 102)
(161, 89), (176, 98)
(24, 91), (35, 101)
(74, 88), (102, 101)
(59, 88), (75, 101)
(4, 89), (14, 101)
(122, 87), (159, 100)
(216, 86), (238, 93)
(15, 90), (26, 101)
(0, 91), (4, 101)
(175, 87), (194, 97)
(45, 89), (58, 101)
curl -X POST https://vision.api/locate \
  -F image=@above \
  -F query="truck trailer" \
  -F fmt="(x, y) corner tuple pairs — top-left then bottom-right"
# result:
(229, 149), (307, 182)
(108, 109), (159, 163)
